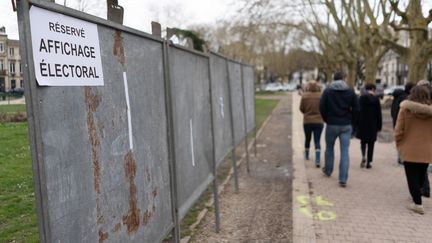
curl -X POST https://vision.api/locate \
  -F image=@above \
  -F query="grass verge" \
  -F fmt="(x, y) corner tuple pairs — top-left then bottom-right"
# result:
(0, 122), (38, 243)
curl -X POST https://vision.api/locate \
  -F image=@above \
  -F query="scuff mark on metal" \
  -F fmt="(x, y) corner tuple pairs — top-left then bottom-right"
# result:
(142, 210), (152, 226)
(112, 223), (122, 233)
(145, 167), (151, 182)
(142, 187), (158, 226)
(98, 121), (105, 139)
(113, 30), (125, 65)
(122, 150), (141, 233)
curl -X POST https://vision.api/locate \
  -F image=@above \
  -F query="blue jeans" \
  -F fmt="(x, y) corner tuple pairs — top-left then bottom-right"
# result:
(303, 123), (323, 150)
(323, 125), (352, 183)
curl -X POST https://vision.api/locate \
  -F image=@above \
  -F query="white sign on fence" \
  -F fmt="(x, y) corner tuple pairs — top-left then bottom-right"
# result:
(29, 6), (104, 86)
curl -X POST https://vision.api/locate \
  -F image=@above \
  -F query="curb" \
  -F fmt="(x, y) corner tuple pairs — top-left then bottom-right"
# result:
(291, 93), (316, 242)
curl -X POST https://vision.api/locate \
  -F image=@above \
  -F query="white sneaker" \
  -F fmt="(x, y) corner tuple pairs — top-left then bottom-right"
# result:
(407, 203), (424, 215)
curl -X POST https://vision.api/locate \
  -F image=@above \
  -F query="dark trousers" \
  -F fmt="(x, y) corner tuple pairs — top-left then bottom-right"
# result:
(303, 123), (323, 150)
(360, 140), (375, 163)
(423, 172), (430, 194)
(404, 162), (429, 205)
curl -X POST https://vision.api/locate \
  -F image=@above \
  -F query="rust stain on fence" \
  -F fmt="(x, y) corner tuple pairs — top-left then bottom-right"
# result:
(84, 87), (107, 241)
(113, 30), (125, 65)
(122, 150), (141, 233)
(98, 230), (108, 243)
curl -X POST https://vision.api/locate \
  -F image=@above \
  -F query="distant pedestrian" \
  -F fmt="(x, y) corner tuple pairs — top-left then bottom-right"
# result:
(394, 85), (432, 214)
(391, 82), (415, 165)
(319, 71), (359, 187)
(355, 83), (382, 169)
(300, 80), (324, 167)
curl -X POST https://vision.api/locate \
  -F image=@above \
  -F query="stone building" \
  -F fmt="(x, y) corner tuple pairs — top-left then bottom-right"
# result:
(0, 26), (23, 92)
(376, 29), (432, 86)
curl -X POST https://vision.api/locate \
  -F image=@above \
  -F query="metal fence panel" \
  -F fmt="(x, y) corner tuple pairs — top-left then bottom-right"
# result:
(168, 46), (214, 219)
(209, 54), (233, 166)
(18, 2), (173, 242)
(242, 65), (256, 133)
(227, 61), (246, 146)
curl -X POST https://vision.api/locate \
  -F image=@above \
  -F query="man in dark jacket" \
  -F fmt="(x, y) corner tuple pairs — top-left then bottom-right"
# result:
(319, 71), (359, 187)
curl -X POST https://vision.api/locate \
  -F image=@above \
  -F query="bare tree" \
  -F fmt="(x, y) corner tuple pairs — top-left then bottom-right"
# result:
(324, 0), (393, 84)
(373, 0), (432, 83)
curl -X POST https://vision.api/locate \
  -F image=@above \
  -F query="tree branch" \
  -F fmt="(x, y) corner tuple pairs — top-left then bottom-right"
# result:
(389, 0), (408, 22)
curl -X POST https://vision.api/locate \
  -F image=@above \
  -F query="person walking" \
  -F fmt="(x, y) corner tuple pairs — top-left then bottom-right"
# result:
(300, 80), (324, 167)
(391, 82), (415, 165)
(417, 80), (432, 198)
(319, 71), (359, 187)
(395, 85), (432, 214)
(355, 83), (382, 169)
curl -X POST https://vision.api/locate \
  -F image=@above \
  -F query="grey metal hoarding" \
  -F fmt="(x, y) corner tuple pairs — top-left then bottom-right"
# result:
(242, 65), (256, 133)
(209, 53), (233, 166)
(168, 46), (214, 220)
(18, 1), (173, 242)
(227, 60), (246, 146)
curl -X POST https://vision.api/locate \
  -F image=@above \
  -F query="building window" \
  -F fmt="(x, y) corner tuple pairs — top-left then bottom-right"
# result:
(9, 47), (14, 56)
(11, 79), (16, 89)
(0, 42), (4, 53)
(0, 60), (3, 70)
(20, 80), (23, 88)
(9, 61), (15, 74)
(19, 62), (22, 73)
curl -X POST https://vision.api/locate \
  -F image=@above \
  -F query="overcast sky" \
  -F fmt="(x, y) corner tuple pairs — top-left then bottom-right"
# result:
(0, 0), (237, 39)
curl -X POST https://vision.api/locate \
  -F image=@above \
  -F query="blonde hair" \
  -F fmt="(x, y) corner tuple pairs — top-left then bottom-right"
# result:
(305, 80), (321, 92)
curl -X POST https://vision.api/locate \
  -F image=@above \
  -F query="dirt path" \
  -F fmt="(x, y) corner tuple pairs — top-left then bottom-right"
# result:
(190, 94), (293, 242)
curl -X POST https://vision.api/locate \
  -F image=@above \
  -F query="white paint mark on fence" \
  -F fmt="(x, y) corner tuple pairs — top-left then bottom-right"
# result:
(123, 71), (133, 150)
(219, 96), (224, 118)
(190, 119), (195, 167)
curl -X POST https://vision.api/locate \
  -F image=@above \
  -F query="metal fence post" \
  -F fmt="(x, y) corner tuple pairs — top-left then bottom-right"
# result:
(162, 40), (180, 243)
(225, 59), (239, 192)
(240, 65), (250, 173)
(253, 72), (258, 157)
(16, 0), (49, 242)
(207, 57), (221, 233)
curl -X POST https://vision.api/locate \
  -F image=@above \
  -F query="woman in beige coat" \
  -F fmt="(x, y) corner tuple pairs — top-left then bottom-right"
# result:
(300, 81), (324, 167)
(395, 85), (432, 214)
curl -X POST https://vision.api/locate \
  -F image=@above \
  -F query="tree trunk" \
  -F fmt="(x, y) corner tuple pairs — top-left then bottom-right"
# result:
(407, 52), (428, 84)
(346, 62), (357, 88)
(325, 69), (333, 83)
(363, 58), (379, 85)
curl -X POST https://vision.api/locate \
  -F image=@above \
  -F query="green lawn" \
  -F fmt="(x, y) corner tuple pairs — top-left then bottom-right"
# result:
(0, 98), (280, 243)
(255, 98), (279, 129)
(0, 122), (38, 243)
(0, 104), (26, 114)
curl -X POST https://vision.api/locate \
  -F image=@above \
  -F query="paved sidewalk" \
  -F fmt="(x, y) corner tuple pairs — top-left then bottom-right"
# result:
(292, 93), (432, 243)
(0, 97), (25, 105)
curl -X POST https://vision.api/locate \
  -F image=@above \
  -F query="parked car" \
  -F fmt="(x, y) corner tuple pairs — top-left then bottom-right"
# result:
(375, 84), (384, 99)
(281, 83), (297, 91)
(263, 82), (284, 92)
(384, 85), (404, 96)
